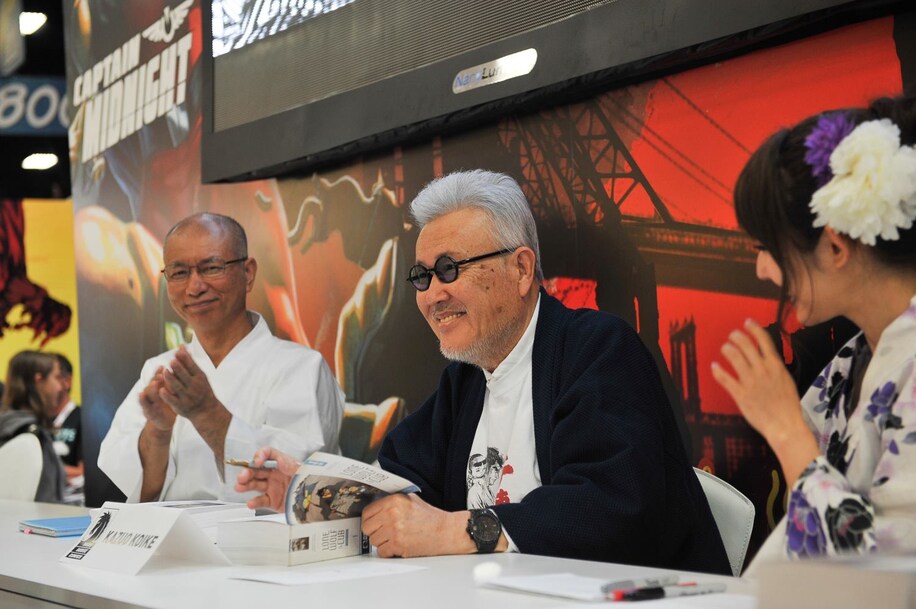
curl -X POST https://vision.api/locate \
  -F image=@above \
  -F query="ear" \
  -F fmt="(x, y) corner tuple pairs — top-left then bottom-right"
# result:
(821, 226), (852, 270)
(244, 257), (258, 292)
(513, 247), (537, 297)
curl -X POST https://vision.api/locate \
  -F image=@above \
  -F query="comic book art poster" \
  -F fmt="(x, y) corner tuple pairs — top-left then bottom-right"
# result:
(65, 0), (910, 561)
(0, 197), (80, 401)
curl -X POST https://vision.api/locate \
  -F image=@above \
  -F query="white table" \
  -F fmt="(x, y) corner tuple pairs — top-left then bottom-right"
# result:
(0, 500), (754, 609)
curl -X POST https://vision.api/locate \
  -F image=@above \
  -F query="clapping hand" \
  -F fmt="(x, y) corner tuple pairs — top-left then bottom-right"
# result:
(139, 367), (176, 433)
(158, 346), (218, 420)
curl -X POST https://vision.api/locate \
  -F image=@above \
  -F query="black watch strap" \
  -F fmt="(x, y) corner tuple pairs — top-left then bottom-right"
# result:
(466, 508), (501, 553)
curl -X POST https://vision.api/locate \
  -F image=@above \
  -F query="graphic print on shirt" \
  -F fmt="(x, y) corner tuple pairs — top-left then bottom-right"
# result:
(466, 447), (514, 508)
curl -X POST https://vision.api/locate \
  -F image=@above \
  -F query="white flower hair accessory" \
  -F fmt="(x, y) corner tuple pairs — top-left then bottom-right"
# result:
(808, 118), (916, 246)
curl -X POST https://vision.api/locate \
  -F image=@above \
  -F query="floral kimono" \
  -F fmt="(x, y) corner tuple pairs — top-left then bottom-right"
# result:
(751, 296), (916, 568)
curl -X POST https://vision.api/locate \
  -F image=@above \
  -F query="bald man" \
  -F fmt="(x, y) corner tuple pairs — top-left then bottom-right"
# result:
(99, 213), (343, 502)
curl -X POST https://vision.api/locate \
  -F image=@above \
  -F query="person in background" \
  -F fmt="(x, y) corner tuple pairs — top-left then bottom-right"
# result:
(712, 96), (916, 564)
(238, 170), (729, 574)
(50, 354), (83, 484)
(99, 213), (344, 502)
(0, 351), (66, 502)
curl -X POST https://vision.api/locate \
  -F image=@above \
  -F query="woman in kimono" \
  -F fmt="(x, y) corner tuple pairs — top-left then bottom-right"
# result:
(712, 95), (916, 562)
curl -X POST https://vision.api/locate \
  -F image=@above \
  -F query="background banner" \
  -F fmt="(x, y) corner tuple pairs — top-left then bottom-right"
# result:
(63, 0), (912, 562)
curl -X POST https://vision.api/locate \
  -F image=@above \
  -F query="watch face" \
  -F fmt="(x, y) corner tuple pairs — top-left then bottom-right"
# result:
(474, 512), (501, 543)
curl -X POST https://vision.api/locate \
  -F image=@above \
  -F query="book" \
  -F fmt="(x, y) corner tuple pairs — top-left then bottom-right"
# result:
(284, 451), (419, 524)
(218, 513), (368, 566)
(758, 555), (916, 609)
(19, 515), (92, 537)
(217, 451), (418, 565)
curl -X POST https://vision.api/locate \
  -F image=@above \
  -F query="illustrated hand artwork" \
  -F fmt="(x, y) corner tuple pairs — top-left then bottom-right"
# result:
(1, 199), (72, 347)
(1, 274), (72, 347)
(361, 494), (474, 558)
(234, 446), (300, 511)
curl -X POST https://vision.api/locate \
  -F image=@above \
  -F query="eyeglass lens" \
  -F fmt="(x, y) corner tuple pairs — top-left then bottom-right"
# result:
(407, 248), (514, 291)
(162, 257), (246, 282)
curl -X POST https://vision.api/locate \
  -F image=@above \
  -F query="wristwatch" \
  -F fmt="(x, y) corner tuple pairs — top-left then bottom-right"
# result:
(466, 508), (501, 553)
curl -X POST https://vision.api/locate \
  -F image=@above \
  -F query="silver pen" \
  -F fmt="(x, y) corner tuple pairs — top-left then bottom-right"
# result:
(224, 458), (278, 469)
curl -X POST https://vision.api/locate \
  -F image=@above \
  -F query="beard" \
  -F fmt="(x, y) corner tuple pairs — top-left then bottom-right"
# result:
(438, 314), (525, 371)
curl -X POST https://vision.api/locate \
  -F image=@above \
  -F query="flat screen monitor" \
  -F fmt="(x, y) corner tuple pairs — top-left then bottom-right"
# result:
(200, 0), (879, 183)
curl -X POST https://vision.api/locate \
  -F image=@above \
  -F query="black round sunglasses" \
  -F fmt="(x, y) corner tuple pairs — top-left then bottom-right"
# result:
(406, 248), (516, 291)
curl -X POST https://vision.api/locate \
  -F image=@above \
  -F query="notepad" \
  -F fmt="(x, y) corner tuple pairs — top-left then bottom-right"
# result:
(19, 515), (92, 537)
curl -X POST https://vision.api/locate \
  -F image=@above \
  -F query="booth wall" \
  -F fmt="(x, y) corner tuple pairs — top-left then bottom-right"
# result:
(64, 0), (913, 561)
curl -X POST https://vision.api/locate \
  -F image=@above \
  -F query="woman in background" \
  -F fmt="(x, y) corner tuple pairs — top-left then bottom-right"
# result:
(0, 351), (67, 502)
(712, 96), (916, 563)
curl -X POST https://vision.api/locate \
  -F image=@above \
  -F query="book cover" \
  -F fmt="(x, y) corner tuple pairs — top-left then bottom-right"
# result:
(284, 451), (419, 524)
(19, 515), (92, 537)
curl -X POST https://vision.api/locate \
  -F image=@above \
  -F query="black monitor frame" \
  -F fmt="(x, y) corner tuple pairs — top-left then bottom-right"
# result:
(200, 0), (901, 183)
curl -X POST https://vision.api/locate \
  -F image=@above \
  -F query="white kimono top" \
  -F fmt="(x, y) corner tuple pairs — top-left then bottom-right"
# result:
(99, 312), (344, 502)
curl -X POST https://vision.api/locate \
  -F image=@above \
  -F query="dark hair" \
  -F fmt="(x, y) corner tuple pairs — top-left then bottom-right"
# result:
(0, 351), (58, 427)
(734, 95), (916, 325)
(54, 353), (73, 378)
(164, 212), (249, 259)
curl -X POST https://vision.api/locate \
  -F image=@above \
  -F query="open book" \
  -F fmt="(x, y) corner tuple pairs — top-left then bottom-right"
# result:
(218, 452), (419, 565)
(284, 451), (419, 524)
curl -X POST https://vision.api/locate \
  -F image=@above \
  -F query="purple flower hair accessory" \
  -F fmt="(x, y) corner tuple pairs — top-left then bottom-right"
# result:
(804, 113), (857, 187)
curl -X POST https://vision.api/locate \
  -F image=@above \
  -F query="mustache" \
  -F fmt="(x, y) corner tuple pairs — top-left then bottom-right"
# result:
(430, 304), (464, 317)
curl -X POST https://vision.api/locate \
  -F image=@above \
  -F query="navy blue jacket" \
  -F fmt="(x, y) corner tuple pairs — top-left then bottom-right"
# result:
(379, 292), (730, 574)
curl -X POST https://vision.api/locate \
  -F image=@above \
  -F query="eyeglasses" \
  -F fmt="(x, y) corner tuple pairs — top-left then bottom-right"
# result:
(161, 257), (247, 283)
(406, 248), (515, 291)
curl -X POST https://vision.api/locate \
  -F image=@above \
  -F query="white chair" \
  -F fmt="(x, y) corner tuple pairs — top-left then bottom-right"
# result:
(694, 467), (755, 576)
(0, 433), (43, 501)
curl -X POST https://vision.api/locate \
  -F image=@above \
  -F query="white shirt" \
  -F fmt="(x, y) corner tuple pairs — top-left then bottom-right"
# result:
(99, 312), (344, 502)
(468, 296), (541, 550)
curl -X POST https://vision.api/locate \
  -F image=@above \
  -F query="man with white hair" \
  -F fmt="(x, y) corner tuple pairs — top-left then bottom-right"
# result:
(239, 171), (728, 573)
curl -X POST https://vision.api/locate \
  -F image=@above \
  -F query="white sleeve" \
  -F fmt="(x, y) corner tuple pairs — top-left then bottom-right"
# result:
(97, 360), (177, 502)
(220, 351), (344, 501)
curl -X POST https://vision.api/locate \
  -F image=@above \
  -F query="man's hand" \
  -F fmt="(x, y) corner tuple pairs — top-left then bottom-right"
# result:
(137, 367), (174, 501)
(361, 494), (480, 558)
(139, 367), (176, 433)
(234, 446), (301, 511)
(157, 346), (232, 465)
(158, 346), (220, 420)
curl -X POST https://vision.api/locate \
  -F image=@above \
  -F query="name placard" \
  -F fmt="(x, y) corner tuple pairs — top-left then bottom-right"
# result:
(60, 502), (229, 575)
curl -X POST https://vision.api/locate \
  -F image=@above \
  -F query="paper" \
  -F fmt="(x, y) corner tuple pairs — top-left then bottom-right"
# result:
(483, 572), (613, 601)
(229, 561), (426, 585)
